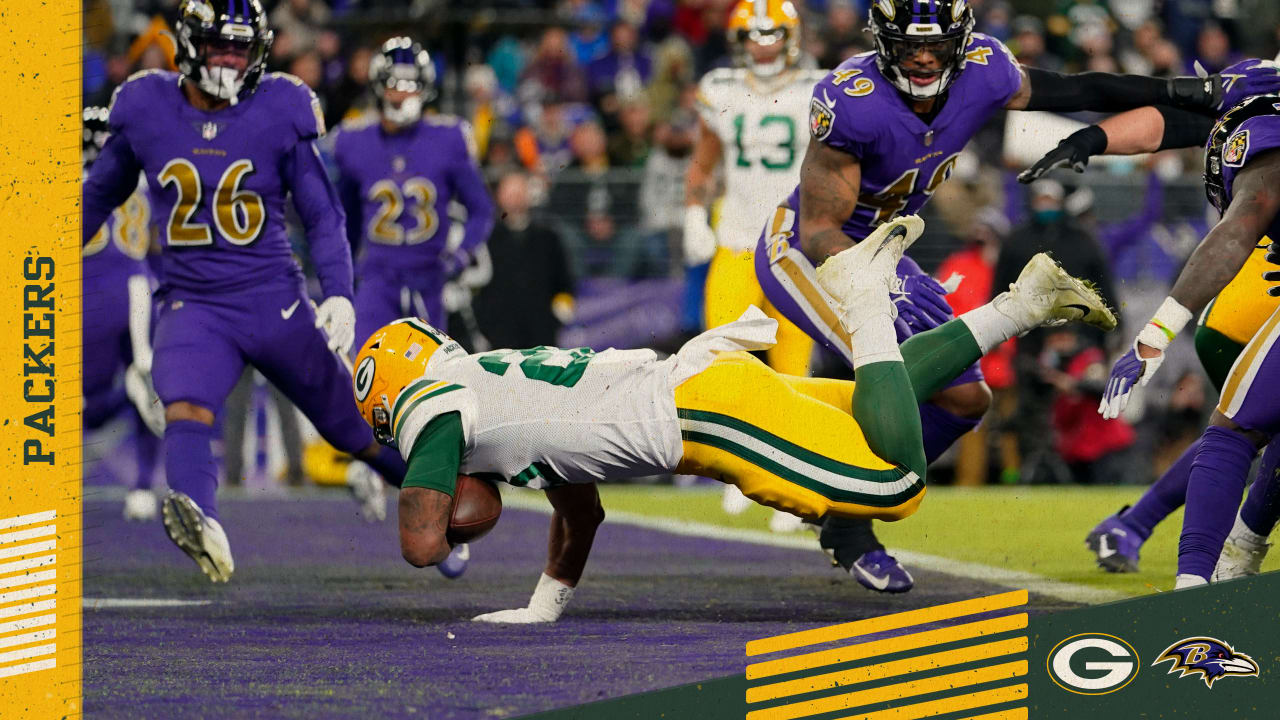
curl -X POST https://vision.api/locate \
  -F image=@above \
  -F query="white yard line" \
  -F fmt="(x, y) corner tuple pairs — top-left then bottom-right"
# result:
(83, 599), (213, 609)
(500, 491), (1130, 605)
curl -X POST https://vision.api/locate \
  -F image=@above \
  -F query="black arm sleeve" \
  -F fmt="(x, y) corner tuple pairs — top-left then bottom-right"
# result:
(1154, 105), (1216, 150)
(1025, 67), (1221, 116)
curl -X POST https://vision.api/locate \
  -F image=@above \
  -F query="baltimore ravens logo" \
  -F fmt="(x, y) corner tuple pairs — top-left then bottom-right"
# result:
(1153, 637), (1259, 688)
(1223, 130), (1249, 167)
(354, 356), (376, 402)
(809, 97), (835, 141)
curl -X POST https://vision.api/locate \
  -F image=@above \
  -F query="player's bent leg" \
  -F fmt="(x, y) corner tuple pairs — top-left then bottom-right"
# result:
(674, 353), (926, 522)
(1215, 437), (1280, 581)
(764, 298), (814, 377)
(1180, 306), (1280, 586)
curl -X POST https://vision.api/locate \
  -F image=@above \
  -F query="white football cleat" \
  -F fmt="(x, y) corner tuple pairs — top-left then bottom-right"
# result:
(1174, 573), (1209, 589)
(1213, 534), (1271, 582)
(346, 460), (387, 523)
(122, 489), (158, 522)
(995, 253), (1117, 333)
(768, 510), (805, 533)
(816, 215), (924, 326)
(721, 484), (753, 515)
(161, 492), (234, 583)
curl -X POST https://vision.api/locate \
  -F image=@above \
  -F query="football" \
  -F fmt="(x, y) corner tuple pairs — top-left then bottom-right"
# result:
(446, 474), (502, 544)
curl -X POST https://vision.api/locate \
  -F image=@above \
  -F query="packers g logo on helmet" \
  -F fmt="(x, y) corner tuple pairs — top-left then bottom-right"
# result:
(351, 317), (462, 446)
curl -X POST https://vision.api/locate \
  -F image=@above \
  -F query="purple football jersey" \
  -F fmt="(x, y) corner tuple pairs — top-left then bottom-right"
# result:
(1218, 58), (1280, 111)
(790, 34), (1022, 250)
(333, 115), (493, 274)
(85, 70), (351, 299)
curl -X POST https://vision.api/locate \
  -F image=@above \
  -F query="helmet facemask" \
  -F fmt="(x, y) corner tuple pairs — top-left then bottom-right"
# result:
(736, 26), (793, 77)
(869, 0), (973, 101)
(370, 38), (437, 128)
(176, 1), (272, 105)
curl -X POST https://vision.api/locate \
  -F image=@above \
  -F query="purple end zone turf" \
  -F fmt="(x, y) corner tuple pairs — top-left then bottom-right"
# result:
(84, 494), (1066, 719)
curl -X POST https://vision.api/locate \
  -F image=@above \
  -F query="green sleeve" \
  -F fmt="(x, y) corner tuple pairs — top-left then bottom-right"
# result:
(402, 412), (464, 497)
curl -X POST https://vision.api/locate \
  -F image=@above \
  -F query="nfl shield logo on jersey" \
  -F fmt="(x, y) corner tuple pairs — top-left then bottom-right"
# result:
(201, 121), (219, 140)
(1223, 129), (1249, 167)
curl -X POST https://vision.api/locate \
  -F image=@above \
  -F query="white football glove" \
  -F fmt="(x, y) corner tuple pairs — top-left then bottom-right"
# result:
(472, 573), (574, 624)
(124, 363), (165, 436)
(682, 206), (717, 267)
(314, 296), (356, 355)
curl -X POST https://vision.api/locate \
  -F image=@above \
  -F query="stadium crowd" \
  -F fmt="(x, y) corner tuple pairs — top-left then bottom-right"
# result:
(83, 0), (1278, 489)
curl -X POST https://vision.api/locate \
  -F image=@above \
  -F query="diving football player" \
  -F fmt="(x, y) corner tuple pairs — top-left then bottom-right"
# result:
(352, 215), (1116, 622)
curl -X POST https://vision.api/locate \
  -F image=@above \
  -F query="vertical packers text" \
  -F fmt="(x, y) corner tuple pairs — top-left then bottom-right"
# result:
(23, 255), (55, 465)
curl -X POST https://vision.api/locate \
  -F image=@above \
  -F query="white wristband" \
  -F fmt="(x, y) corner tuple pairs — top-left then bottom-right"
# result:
(528, 572), (574, 621)
(1135, 297), (1193, 351)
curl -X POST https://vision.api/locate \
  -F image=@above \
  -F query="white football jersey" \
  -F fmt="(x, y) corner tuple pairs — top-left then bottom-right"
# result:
(389, 308), (781, 489)
(392, 346), (684, 488)
(696, 67), (827, 252)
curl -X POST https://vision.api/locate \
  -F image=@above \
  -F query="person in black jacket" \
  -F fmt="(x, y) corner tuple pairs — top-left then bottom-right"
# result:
(473, 172), (576, 349)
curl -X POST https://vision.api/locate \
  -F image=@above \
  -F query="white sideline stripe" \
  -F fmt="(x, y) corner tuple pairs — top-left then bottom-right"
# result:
(0, 643), (55, 665)
(0, 511), (55, 531)
(84, 598), (213, 609)
(0, 526), (55, 546)
(0, 600), (56, 619)
(0, 539), (55, 560)
(0, 554), (55, 575)
(501, 493), (1129, 605)
(0, 570), (55, 590)
(0, 629), (54, 649)
(0, 614), (55, 635)
(0, 658), (55, 678)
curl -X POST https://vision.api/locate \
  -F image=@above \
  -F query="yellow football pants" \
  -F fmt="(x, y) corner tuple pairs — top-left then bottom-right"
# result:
(1202, 241), (1279, 344)
(673, 352), (926, 522)
(704, 246), (814, 376)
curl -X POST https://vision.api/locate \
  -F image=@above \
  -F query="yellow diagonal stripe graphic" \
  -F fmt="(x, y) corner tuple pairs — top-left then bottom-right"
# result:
(747, 613), (1028, 679)
(746, 661), (1027, 720)
(843, 685), (1027, 720)
(956, 708), (1028, 720)
(747, 636), (1028, 703)
(747, 590), (1027, 656)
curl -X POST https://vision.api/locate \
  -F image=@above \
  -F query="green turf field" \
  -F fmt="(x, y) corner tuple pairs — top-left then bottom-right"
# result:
(594, 485), (1280, 599)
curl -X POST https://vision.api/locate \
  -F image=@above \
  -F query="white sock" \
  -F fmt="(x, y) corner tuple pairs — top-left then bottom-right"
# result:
(960, 294), (1027, 354)
(846, 312), (903, 369)
(1174, 573), (1209, 589)
(1228, 513), (1270, 548)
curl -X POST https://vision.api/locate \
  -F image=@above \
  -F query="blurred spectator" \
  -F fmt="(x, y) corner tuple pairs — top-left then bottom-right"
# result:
(463, 64), (519, 163)
(639, 84), (697, 235)
(1009, 16), (1064, 71)
(646, 37), (696, 123)
(473, 172), (575, 349)
(1188, 21), (1242, 74)
(270, 0), (332, 61)
(570, 121), (611, 171)
(514, 100), (588, 175)
(587, 21), (653, 118)
(607, 95), (652, 167)
(520, 27), (589, 105)
(1044, 329), (1136, 484)
(488, 35), (528, 95)
(324, 45), (373, 128)
(570, 4), (612, 66)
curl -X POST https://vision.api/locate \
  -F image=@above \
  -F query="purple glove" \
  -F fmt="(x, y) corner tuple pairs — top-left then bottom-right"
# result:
(1218, 58), (1280, 111)
(442, 249), (471, 280)
(891, 273), (954, 333)
(1098, 343), (1164, 419)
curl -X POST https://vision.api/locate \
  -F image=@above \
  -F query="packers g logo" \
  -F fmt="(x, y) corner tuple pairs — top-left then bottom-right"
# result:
(1047, 633), (1140, 695)
(354, 356), (376, 402)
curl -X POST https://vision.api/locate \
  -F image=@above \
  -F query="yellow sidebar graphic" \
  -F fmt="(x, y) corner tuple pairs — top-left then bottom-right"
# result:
(0, 1), (82, 718)
(746, 591), (1029, 720)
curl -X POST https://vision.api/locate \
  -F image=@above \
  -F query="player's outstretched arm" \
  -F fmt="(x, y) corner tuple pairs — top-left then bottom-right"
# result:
(472, 483), (604, 624)
(444, 128), (497, 277)
(1100, 149), (1280, 418)
(1011, 66), (1234, 114)
(682, 118), (723, 266)
(1018, 106), (1215, 183)
(797, 141), (861, 262)
(398, 487), (453, 567)
(83, 132), (142, 244)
